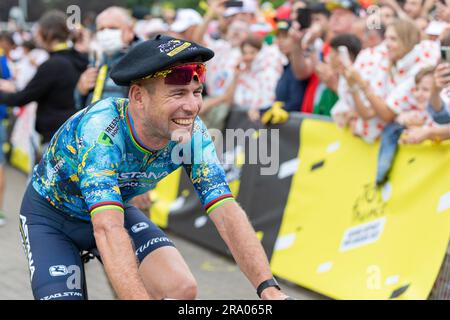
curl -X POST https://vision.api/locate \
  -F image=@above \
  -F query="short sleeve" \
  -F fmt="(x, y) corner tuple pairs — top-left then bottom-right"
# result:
(76, 106), (125, 217)
(183, 118), (234, 215)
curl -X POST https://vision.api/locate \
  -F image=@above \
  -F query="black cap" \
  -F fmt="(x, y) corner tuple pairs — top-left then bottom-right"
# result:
(276, 20), (292, 32)
(309, 3), (331, 17)
(110, 35), (215, 86)
(325, 0), (360, 16)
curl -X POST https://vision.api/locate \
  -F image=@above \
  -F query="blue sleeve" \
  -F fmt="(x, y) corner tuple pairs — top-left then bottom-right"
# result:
(284, 79), (307, 112)
(183, 117), (234, 215)
(428, 101), (450, 124)
(0, 56), (11, 80)
(76, 106), (125, 216)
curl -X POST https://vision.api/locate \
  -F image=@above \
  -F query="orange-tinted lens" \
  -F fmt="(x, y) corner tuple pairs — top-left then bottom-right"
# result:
(164, 63), (206, 85)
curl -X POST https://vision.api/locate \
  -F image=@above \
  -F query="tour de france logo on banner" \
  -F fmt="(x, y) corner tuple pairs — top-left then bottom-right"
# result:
(341, 183), (388, 253)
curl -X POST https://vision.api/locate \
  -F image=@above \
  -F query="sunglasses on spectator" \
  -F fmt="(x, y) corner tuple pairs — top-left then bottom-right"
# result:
(139, 63), (206, 85)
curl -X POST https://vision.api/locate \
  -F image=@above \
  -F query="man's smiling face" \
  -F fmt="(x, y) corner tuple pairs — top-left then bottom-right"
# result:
(138, 75), (204, 145)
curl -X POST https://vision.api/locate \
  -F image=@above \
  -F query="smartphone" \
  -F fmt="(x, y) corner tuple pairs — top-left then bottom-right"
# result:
(297, 8), (312, 29)
(441, 46), (450, 63)
(338, 46), (352, 67)
(225, 1), (244, 8)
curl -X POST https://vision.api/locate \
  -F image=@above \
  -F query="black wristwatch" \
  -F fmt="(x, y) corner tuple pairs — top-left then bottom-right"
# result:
(257, 278), (281, 298)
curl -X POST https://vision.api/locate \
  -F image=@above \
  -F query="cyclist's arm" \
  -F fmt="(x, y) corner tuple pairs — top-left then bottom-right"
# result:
(92, 208), (150, 300)
(209, 201), (288, 300)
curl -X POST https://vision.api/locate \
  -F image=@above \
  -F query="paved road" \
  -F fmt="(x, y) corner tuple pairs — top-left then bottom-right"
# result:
(0, 165), (326, 300)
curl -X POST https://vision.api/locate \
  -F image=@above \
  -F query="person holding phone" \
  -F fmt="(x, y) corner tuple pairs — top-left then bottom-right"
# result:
(401, 32), (450, 144)
(289, 0), (359, 113)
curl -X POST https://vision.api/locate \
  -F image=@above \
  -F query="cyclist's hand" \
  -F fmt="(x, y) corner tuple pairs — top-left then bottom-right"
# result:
(260, 287), (291, 300)
(131, 192), (152, 211)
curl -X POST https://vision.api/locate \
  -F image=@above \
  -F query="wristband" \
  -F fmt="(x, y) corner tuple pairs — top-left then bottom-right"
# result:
(257, 278), (281, 298)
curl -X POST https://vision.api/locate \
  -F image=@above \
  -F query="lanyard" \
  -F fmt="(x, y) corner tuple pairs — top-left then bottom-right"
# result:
(91, 64), (108, 103)
(52, 42), (70, 52)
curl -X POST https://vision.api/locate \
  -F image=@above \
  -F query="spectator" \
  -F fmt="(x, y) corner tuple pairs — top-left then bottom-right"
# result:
(134, 18), (169, 40)
(435, 0), (450, 23)
(0, 10), (88, 148)
(319, 33), (362, 117)
(310, 2), (331, 37)
(169, 8), (203, 42)
(193, 3), (251, 128)
(338, 19), (439, 185)
(231, 35), (283, 120)
(0, 32), (15, 62)
(401, 34), (450, 144)
(223, 0), (259, 25)
(379, 3), (397, 26)
(362, 23), (386, 49)
(377, 66), (439, 184)
(75, 7), (139, 110)
(272, 20), (309, 114)
(76, 6), (152, 211)
(289, 0), (356, 114)
(327, 0), (360, 39)
(403, 0), (425, 19)
(0, 33), (13, 227)
(11, 40), (48, 91)
(380, 0), (436, 22)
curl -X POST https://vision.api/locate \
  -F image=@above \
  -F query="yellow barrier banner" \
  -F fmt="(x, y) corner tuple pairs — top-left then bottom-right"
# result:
(270, 119), (450, 299)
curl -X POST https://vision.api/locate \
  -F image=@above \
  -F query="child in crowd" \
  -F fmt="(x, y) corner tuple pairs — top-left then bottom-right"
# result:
(376, 66), (439, 185)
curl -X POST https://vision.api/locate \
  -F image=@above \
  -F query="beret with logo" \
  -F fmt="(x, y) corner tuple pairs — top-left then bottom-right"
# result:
(110, 34), (215, 86)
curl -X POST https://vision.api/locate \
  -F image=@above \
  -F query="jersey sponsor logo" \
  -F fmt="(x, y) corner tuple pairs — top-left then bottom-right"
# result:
(40, 291), (83, 300)
(98, 132), (114, 146)
(118, 171), (169, 180)
(19, 215), (35, 282)
(105, 116), (120, 138)
(201, 182), (229, 196)
(135, 237), (173, 255)
(48, 265), (81, 290)
(118, 182), (155, 188)
(49, 265), (68, 276)
(131, 222), (150, 234)
(48, 158), (66, 178)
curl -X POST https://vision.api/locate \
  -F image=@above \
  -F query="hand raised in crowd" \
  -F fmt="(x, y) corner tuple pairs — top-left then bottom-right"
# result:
(433, 62), (450, 92)
(77, 66), (99, 96)
(288, 21), (307, 46)
(397, 111), (427, 127)
(436, 1), (450, 23)
(400, 127), (432, 144)
(343, 66), (366, 90)
(206, 0), (228, 19)
(0, 79), (17, 93)
(247, 108), (260, 122)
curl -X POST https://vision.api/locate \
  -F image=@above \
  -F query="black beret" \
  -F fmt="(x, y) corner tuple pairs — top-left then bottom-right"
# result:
(110, 34), (215, 86)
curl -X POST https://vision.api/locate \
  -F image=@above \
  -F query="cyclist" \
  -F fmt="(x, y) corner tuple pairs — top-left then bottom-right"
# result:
(19, 35), (290, 300)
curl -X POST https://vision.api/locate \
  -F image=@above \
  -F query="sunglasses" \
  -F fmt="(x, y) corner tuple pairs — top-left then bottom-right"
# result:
(140, 63), (207, 85)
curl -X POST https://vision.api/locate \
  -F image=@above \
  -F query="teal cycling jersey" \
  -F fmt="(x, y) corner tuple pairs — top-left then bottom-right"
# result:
(32, 97), (233, 221)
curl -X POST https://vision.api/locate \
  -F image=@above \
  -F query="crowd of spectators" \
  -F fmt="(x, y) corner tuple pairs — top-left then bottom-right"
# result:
(0, 0), (449, 297)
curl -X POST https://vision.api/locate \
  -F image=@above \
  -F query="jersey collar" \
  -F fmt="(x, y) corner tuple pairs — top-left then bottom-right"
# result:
(125, 106), (157, 154)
